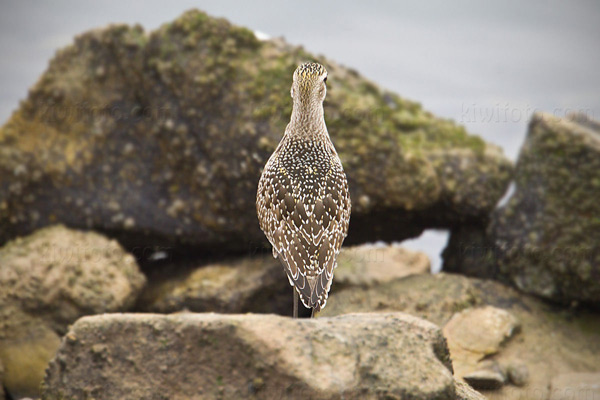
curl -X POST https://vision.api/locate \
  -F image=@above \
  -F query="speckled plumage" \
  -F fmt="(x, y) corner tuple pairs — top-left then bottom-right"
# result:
(257, 62), (351, 312)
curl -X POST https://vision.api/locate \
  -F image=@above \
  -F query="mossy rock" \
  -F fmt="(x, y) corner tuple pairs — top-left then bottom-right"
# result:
(444, 112), (600, 304)
(0, 9), (512, 254)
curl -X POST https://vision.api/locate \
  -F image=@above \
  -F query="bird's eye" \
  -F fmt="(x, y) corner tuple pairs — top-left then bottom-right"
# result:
(324, 77), (328, 83)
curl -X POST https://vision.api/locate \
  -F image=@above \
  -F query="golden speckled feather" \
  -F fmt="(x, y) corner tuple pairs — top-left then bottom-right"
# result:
(256, 62), (351, 312)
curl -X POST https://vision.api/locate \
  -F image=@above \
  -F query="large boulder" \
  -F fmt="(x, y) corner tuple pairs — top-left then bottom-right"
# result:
(319, 273), (600, 400)
(0, 225), (146, 398)
(138, 244), (429, 315)
(444, 112), (600, 304)
(0, 9), (512, 255)
(42, 312), (484, 400)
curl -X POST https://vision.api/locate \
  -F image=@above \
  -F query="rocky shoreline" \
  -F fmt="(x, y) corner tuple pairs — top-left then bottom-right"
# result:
(0, 9), (599, 400)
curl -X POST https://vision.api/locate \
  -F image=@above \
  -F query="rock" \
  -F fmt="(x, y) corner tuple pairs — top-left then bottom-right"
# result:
(0, 225), (146, 333)
(505, 361), (529, 387)
(0, 359), (4, 400)
(138, 245), (428, 315)
(42, 312), (481, 400)
(463, 366), (506, 391)
(0, 225), (146, 398)
(0, 9), (512, 255)
(318, 273), (481, 324)
(444, 112), (600, 304)
(0, 308), (60, 399)
(139, 255), (291, 315)
(549, 372), (600, 400)
(444, 306), (519, 356)
(443, 306), (519, 379)
(319, 273), (600, 400)
(335, 244), (430, 288)
(442, 222), (498, 280)
(455, 381), (487, 400)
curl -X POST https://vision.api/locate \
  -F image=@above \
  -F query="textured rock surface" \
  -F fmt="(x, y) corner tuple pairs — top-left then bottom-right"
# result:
(443, 306), (519, 380)
(0, 225), (146, 398)
(444, 112), (600, 304)
(0, 9), (512, 254)
(455, 381), (487, 400)
(319, 273), (600, 400)
(444, 306), (519, 356)
(138, 244), (429, 315)
(42, 312), (483, 400)
(334, 244), (430, 288)
(549, 372), (600, 400)
(138, 255), (290, 314)
(0, 225), (146, 332)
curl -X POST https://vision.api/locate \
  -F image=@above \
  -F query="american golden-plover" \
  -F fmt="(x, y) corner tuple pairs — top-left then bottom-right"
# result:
(256, 62), (351, 318)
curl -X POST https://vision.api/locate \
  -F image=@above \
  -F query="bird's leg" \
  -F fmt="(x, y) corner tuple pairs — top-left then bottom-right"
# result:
(293, 289), (298, 319)
(310, 308), (315, 319)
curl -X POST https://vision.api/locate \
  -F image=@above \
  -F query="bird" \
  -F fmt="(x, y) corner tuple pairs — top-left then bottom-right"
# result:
(256, 62), (351, 318)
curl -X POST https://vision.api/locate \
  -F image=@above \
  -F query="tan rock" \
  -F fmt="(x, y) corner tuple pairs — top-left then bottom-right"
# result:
(140, 255), (287, 314)
(505, 361), (529, 387)
(0, 225), (146, 332)
(443, 306), (519, 380)
(455, 381), (487, 400)
(444, 306), (519, 355)
(549, 373), (600, 400)
(335, 244), (430, 287)
(0, 308), (60, 399)
(0, 225), (146, 398)
(42, 312), (480, 400)
(139, 245), (429, 316)
(319, 273), (600, 400)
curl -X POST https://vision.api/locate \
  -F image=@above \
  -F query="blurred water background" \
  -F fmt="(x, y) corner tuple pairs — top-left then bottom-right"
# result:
(1, 0), (598, 271)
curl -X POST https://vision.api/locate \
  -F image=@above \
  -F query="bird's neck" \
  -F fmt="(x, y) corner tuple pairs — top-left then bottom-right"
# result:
(288, 101), (328, 140)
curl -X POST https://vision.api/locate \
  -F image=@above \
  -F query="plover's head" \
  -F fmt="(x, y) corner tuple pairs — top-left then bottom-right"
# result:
(291, 62), (328, 105)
